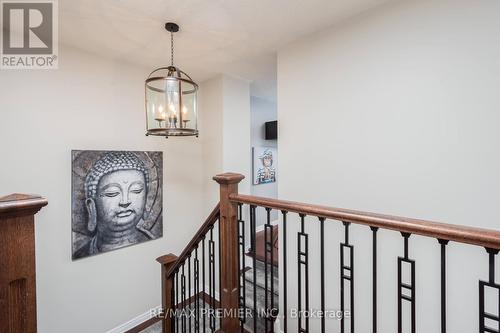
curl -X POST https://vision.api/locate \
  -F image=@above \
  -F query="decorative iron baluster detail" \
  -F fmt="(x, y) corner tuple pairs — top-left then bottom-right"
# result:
(340, 222), (354, 333)
(171, 270), (176, 333)
(218, 218), (222, 330)
(250, 205), (258, 332)
(437, 239), (448, 333)
(319, 217), (326, 333)
(282, 210), (289, 333)
(202, 236), (206, 333)
(195, 246), (200, 333)
(398, 233), (415, 333)
(188, 255), (192, 333)
(182, 264), (187, 333)
(237, 203), (246, 332)
(176, 270), (180, 333)
(209, 227), (216, 332)
(371, 227), (379, 333)
(265, 207), (274, 332)
(479, 248), (500, 333)
(297, 213), (309, 333)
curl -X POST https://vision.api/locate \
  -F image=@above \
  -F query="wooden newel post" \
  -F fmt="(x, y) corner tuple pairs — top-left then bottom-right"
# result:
(0, 194), (47, 333)
(213, 173), (245, 333)
(156, 253), (178, 333)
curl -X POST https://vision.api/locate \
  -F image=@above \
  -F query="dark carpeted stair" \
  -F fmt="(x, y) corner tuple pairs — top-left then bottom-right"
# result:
(242, 259), (279, 333)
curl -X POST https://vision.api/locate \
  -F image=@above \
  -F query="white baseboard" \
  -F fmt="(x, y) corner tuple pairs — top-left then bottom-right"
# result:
(105, 305), (161, 333)
(105, 288), (222, 333)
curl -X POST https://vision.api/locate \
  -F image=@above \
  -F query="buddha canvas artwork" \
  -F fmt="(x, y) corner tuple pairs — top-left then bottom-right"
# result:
(71, 150), (163, 260)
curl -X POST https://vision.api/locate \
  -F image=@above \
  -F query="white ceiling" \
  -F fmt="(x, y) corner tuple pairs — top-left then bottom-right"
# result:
(60, 0), (391, 101)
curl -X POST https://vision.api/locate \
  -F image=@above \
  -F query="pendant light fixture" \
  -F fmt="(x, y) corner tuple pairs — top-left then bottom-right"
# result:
(145, 22), (198, 138)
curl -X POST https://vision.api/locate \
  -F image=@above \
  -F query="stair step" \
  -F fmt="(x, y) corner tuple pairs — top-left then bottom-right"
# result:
(243, 278), (279, 314)
(244, 260), (279, 296)
(242, 308), (275, 333)
(242, 281), (279, 333)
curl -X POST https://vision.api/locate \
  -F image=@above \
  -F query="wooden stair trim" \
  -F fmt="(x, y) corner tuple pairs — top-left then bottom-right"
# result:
(123, 317), (161, 333)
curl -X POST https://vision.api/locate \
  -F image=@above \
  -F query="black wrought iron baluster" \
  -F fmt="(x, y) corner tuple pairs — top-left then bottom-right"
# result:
(437, 239), (448, 333)
(297, 213), (309, 333)
(202, 236), (206, 333)
(209, 227), (216, 332)
(479, 248), (500, 333)
(237, 203), (246, 332)
(264, 207), (273, 332)
(250, 205), (257, 332)
(319, 217), (326, 333)
(282, 210), (288, 333)
(195, 246), (200, 333)
(176, 270), (179, 333)
(270, 211), (276, 325)
(371, 227), (379, 333)
(171, 272), (176, 333)
(398, 233), (415, 333)
(340, 222), (354, 333)
(188, 255), (192, 333)
(218, 218), (222, 330)
(182, 264), (187, 333)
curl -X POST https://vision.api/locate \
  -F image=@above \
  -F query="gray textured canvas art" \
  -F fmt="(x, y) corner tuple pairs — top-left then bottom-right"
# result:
(72, 150), (163, 260)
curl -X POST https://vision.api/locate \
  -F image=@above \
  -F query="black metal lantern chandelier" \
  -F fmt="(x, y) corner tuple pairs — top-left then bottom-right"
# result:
(145, 22), (198, 138)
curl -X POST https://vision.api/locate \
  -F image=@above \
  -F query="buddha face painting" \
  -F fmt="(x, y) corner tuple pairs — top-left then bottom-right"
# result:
(72, 150), (163, 260)
(91, 169), (147, 236)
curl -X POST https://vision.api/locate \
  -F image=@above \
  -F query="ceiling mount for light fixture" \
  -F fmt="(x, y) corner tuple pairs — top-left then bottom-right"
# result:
(144, 22), (199, 138)
(164, 22), (179, 33)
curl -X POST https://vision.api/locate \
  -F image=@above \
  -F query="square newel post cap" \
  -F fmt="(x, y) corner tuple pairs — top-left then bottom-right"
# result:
(213, 173), (245, 185)
(156, 253), (178, 266)
(0, 193), (48, 217)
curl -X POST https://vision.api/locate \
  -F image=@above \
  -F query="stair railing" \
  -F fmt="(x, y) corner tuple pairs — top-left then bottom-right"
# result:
(158, 172), (500, 333)
(157, 173), (245, 333)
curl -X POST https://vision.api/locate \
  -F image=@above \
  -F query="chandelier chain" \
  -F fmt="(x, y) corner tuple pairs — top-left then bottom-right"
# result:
(170, 32), (174, 66)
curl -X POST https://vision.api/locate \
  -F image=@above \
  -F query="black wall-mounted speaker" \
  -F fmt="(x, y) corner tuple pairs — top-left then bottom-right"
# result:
(265, 120), (277, 140)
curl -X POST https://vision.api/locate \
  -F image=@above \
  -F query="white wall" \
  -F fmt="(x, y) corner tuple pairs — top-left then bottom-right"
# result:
(251, 96), (278, 226)
(0, 46), (205, 333)
(199, 74), (251, 215)
(199, 76), (224, 214)
(222, 75), (251, 196)
(278, 0), (500, 332)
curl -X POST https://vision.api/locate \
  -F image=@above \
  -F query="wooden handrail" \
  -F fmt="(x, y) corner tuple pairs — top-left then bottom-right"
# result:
(165, 203), (220, 277)
(230, 193), (500, 250)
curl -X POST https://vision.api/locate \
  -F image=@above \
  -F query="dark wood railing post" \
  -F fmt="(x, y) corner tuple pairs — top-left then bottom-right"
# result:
(157, 253), (178, 333)
(0, 194), (47, 333)
(213, 172), (245, 333)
